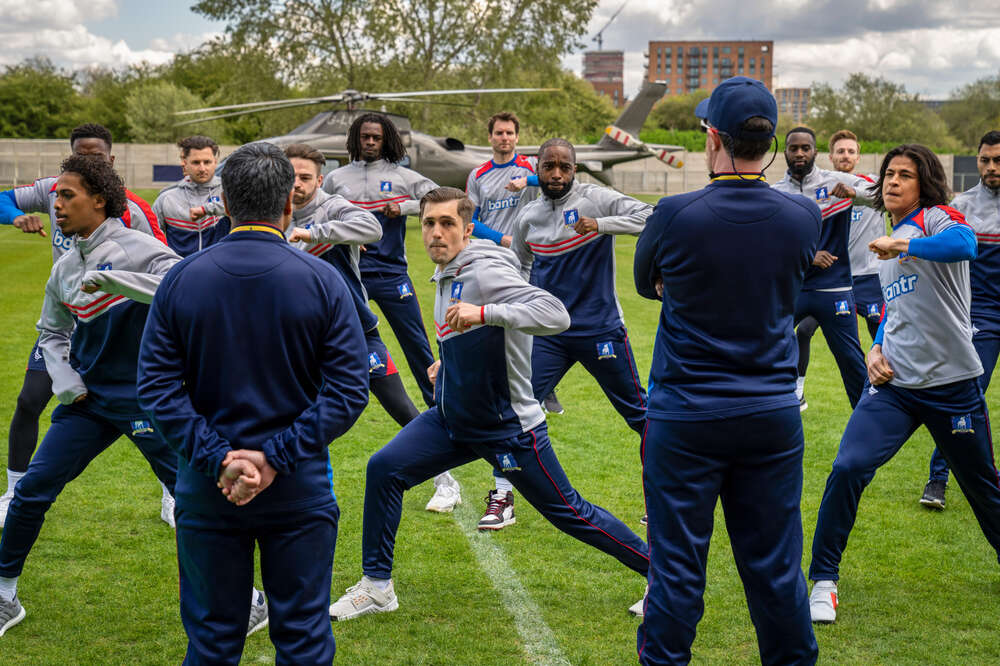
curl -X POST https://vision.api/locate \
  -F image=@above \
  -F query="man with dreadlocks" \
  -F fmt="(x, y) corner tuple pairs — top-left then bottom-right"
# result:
(321, 113), (460, 503)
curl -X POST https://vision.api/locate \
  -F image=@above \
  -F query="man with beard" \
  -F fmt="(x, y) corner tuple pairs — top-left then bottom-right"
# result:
(153, 135), (229, 257)
(792, 130), (883, 411)
(507, 139), (651, 528)
(772, 127), (873, 409)
(920, 130), (1000, 510)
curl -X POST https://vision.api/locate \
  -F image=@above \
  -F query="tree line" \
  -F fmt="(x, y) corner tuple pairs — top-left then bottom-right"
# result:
(645, 72), (1000, 155)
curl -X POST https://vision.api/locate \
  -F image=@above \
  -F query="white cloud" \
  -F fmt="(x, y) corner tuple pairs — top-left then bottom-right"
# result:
(0, 0), (117, 30)
(0, 25), (175, 69)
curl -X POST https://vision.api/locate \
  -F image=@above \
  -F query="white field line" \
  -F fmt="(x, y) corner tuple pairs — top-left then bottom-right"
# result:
(451, 498), (571, 666)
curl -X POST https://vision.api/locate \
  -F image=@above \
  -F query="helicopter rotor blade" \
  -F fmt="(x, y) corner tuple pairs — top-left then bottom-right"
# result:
(174, 101), (317, 127)
(375, 97), (476, 107)
(175, 94), (347, 116)
(367, 87), (559, 98)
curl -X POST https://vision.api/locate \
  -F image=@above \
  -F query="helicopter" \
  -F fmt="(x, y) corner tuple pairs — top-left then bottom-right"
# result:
(174, 82), (681, 188)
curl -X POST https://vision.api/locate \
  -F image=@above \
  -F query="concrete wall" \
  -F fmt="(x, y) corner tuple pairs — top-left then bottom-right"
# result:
(0, 139), (956, 195)
(0, 140), (240, 190)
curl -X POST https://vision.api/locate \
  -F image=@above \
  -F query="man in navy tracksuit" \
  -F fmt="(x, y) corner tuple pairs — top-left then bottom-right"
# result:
(0, 154), (178, 638)
(137, 143), (369, 665)
(772, 127), (873, 409)
(328, 187), (649, 623)
(322, 113), (438, 407)
(635, 77), (820, 665)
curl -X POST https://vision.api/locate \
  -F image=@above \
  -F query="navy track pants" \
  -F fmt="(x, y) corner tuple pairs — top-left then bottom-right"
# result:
(0, 402), (177, 577)
(810, 379), (1000, 582)
(638, 408), (816, 666)
(361, 408), (649, 579)
(531, 326), (647, 435)
(177, 504), (339, 665)
(363, 272), (436, 408)
(794, 289), (866, 408)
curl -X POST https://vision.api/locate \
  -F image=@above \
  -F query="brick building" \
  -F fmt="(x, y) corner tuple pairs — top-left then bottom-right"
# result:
(584, 50), (625, 107)
(645, 41), (773, 96)
(775, 87), (811, 123)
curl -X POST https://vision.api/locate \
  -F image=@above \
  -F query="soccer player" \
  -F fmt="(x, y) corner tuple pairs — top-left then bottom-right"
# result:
(283, 142), (424, 429)
(793, 130), (884, 410)
(152, 135), (228, 257)
(807, 144), (1000, 625)
(772, 127), (872, 409)
(920, 130), (1000, 509)
(634, 76), (820, 665)
(137, 142), (369, 663)
(0, 123), (171, 529)
(462, 111), (561, 523)
(506, 138), (651, 526)
(0, 154), (180, 638)
(328, 187), (648, 622)
(322, 113), (439, 409)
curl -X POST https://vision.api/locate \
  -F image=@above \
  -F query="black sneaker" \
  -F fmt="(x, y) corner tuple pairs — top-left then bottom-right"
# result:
(478, 490), (515, 530)
(542, 391), (565, 415)
(920, 479), (947, 510)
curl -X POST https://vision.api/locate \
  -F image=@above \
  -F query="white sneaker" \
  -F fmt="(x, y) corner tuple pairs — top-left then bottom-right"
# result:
(160, 489), (176, 529)
(809, 580), (838, 623)
(247, 589), (268, 636)
(628, 586), (648, 617)
(425, 479), (462, 513)
(0, 491), (12, 529)
(0, 595), (25, 637)
(329, 577), (398, 621)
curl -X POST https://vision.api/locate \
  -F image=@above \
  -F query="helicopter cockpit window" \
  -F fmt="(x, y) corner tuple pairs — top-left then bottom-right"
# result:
(321, 160), (340, 175)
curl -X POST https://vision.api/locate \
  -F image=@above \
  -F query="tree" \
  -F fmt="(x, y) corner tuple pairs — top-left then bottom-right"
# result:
(647, 90), (710, 132)
(807, 73), (959, 151)
(940, 73), (1000, 150)
(125, 81), (221, 142)
(0, 58), (83, 138)
(193, 0), (597, 89)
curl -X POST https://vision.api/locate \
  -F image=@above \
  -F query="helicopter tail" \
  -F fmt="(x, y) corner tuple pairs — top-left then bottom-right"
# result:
(597, 81), (667, 149)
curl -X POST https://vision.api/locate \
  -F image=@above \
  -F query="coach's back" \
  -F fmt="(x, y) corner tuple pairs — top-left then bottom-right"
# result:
(138, 226), (369, 516)
(634, 178), (821, 420)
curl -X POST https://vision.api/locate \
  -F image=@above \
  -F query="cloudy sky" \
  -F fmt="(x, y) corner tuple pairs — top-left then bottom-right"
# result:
(1, 0), (997, 100)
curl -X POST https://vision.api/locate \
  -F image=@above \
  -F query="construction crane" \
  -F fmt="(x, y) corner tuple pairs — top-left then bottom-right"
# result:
(592, 0), (629, 51)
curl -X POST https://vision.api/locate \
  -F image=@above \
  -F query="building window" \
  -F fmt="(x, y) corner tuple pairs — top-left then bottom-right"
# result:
(723, 46), (731, 54)
(665, 47), (671, 55)
(713, 46), (719, 56)
(760, 57), (766, 70)
(738, 46), (744, 55)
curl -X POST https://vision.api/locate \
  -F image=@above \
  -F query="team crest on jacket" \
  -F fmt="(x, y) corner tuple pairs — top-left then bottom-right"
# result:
(368, 352), (385, 372)
(397, 282), (413, 299)
(867, 303), (880, 318)
(380, 181), (392, 192)
(815, 187), (829, 203)
(450, 281), (463, 303)
(497, 453), (521, 472)
(597, 341), (616, 359)
(97, 262), (113, 271)
(835, 300), (850, 316)
(563, 209), (580, 226)
(131, 420), (154, 435)
(951, 414), (974, 434)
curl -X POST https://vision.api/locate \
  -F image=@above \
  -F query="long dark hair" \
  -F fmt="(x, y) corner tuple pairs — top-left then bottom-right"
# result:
(872, 144), (951, 212)
(346, 113), (407, 164)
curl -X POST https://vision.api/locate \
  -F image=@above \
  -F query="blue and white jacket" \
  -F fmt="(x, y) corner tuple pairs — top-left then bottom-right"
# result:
(37, 218), (180, 417)
(511, 181), (652, 336)
(323, 159), (437, 276)
(152, 175), (228, 257)
(432, 243), (569, 440)
(952, 181), (1000, 337)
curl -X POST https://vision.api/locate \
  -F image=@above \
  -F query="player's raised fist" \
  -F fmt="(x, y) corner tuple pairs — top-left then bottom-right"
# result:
(288, 227), (312, 243)
(13, 214), (46, 236)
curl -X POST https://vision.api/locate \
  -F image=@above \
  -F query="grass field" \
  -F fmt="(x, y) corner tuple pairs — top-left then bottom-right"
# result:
(1, 191), (999, 664)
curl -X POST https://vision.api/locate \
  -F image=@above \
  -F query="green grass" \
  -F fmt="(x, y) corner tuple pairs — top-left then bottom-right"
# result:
(0, 191), (999, 663)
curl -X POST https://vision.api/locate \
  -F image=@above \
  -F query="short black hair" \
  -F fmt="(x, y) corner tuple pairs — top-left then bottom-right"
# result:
(538, 138), (576, 164)
(978, 130), (1000, 153)
(60, 153), (126, 218)
(178, 135), (219, 158)
(69, 123), (113, 151)
(347, 113), (407, 164)
(872, 144), (951, 212)
(720, 117), (775, 160)
(785, 126), (816, 144)
(220, 142), (295, 224)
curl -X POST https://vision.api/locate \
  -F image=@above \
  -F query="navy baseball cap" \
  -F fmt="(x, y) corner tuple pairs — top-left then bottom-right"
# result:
(694, 76), (778, 140)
